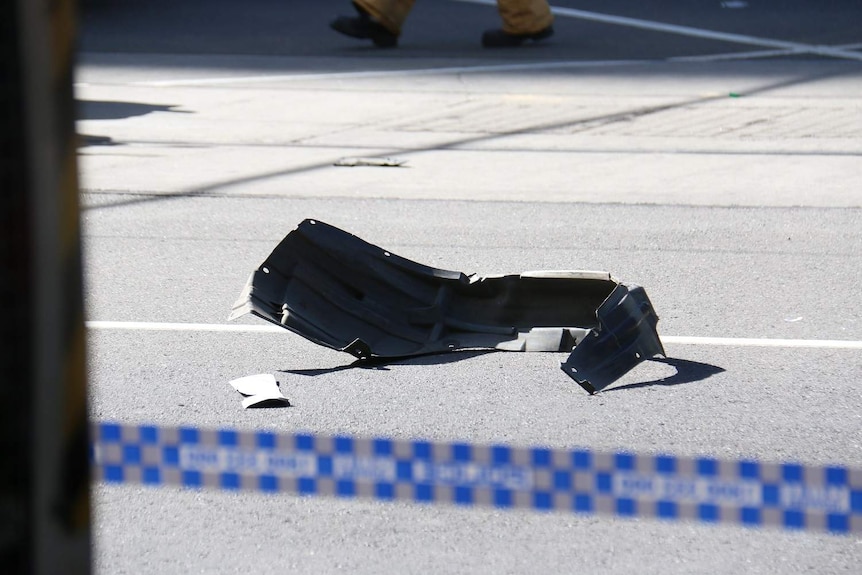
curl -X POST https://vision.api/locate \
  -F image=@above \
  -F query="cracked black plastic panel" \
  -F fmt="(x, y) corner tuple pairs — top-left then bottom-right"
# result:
(561, 285), (665, 394)
(230, 219), (663, 391)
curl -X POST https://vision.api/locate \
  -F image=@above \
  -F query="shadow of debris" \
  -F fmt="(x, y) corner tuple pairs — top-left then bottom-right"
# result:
(76, 100), (190, 120)
(281, 349), (497, 377)
(602, 357), (725, 393)
(244, 397), (291, 408)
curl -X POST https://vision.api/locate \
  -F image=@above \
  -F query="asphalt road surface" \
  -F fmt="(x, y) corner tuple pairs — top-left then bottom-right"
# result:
(77, 1), (862, 573)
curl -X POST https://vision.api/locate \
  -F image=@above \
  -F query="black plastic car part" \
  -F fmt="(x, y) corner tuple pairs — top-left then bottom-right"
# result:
(229, 219), (664, 393)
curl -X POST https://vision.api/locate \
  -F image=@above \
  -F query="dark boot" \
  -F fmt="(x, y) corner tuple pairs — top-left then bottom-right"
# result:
(481, 25), (553, 48)
(330, 4), (398, 48)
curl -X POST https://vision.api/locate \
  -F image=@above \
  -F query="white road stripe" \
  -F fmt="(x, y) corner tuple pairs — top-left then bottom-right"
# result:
(667, 48), (808, 62)
(86, 8), (862, 89)
(118, 37), (862, 88)
(86, 320), (284, 333)
(132, 59), (640, 87)
(660, 336), (862, 350)
(85, 321), (862, 349)
(123, 41), (854, 88)
(668, 42), (862, 62)
(456, 0), (862, 62)
(119, 41), (862, 88)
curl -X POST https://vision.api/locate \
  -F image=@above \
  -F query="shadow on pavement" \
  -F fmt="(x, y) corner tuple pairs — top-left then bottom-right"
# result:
(602, 357), (725, 393)
(282, 350), (498, 377)
(77, 99), (190, 120)
(281, 352), (723, 396)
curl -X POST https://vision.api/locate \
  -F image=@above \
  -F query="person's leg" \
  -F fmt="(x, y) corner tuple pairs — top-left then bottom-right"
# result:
(483, 0), (554, 47)
(355, 0), (415, 34)
(330, 0), (415, 47)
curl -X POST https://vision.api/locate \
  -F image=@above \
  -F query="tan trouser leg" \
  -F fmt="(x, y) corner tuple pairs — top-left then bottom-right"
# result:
(496, 0), (554, 35)
(352, 0), (415, 35)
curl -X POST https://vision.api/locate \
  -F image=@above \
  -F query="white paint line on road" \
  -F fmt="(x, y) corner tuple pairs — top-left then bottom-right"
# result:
(86, 321), (862, 349)
(87, 320), (284, 333)
(101, 40), (862, 90)
(84, 7), (862, 90)
(661, 336), (862, 350)
(131, 59), (641, 87)
(121, 42), (854, 88)
(116, 31), (862, 89)
(457, 0), (862, 62)
(667, 48), (809, 62)
(669, 42), (862, 62)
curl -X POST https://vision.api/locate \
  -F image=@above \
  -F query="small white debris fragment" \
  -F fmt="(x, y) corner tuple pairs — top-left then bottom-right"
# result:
(229, 373), (289, 408)
(334, 156), (407, 167)
(784, 316), (804, 323)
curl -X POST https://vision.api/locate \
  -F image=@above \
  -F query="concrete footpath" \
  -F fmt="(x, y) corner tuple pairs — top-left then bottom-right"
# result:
(77, 54), (862, 207)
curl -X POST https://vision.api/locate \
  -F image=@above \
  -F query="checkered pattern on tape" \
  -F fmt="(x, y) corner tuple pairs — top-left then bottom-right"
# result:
(594, 453), (860, 533)
(90, 422), (861, 534)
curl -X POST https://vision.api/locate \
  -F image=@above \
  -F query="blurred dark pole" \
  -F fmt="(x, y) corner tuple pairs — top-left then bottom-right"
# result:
(1, 0), (91, 573)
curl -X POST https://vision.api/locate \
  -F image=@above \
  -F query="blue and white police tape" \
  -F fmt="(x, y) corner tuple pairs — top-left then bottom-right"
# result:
(91, 421), (861, 535)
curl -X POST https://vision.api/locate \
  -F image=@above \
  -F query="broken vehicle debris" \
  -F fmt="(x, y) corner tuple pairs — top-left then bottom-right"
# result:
(228, 373), (290, 409)
(229, 219), (664, 393)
